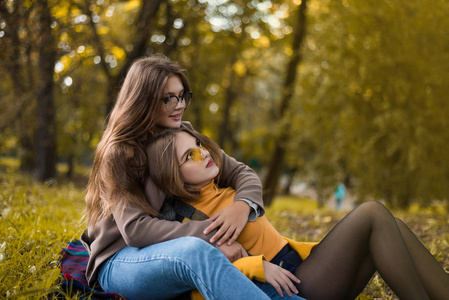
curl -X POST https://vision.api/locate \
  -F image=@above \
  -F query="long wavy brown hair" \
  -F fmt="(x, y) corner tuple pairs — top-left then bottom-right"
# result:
(147, 127), (223, 201)
(85, 54), (190, 226)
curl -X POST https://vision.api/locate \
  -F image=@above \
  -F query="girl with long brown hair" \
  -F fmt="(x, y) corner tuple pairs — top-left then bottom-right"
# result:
(146, 127), (449, 300)
(81, 54), (275, 299)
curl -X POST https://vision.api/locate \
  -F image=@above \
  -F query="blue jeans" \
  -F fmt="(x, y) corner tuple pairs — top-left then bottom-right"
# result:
(98, 237), (271, 300)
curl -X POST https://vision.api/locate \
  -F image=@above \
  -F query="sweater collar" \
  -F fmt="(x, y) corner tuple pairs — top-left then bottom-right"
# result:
(199, 180), (219, 199)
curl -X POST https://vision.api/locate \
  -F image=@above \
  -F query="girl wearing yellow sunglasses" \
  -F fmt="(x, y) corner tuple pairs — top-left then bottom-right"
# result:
(148, 127), (449, 300)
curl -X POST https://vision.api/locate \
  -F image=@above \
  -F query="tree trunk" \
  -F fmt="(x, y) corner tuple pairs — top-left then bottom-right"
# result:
(263, 0), (308, 206)
(218, 34), (245, 150)
(0, 0), (36, 172)
(218, 58), (238, 150)
(35, 0), (57, 181)
(317, 186), (325, 208)
(188, 26), (203, 131)
(66, 154), (74, 179)
(18, 132), (35, 173)
(162, 2), (188, 57)
(17, 39), (36, 173)
(282, 167), (298, 195)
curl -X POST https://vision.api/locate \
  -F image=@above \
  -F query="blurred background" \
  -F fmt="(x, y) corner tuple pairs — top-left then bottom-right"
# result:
(1, 0), (449, 209)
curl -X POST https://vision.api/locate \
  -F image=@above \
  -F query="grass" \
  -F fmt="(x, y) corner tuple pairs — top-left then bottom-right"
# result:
(0, 160), (86, 298)
(0, 158), (448, 299)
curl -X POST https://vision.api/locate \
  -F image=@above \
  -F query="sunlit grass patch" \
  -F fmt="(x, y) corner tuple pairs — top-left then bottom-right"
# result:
(268, 195), (320, 214)
(56, 163), (91, 180)
(408, 202), (447, 214)
(0, 156), (90, 188)
(0, 168), (85, 298)
(267, 195), (344, 242)
(0, 157), (19, 170)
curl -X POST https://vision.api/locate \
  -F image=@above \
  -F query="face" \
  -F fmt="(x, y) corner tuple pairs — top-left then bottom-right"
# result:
(175, 132), (220, 190)
(153, 75), (186, 130)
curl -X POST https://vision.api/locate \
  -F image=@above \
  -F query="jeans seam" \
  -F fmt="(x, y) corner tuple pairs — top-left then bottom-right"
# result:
(111, 255), (178, 263)
(109, 256), (218, 300)
(165, 257), (218, 300)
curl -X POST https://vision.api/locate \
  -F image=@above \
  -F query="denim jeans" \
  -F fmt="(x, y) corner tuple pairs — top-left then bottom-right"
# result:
(98, 237), (271, 300)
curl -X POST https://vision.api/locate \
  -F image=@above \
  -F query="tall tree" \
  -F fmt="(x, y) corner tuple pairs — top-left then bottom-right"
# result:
(217, 38), (243, 149)
(263, 0), (308, 206)
(35, 0), (57, 181)
(0, 0), (36, 172)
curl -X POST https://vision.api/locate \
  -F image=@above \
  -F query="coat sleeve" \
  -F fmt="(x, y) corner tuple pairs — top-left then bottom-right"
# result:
(182, 121), (265, 216)
(218, 151), (265, 215)
(112, 202), (215, 248)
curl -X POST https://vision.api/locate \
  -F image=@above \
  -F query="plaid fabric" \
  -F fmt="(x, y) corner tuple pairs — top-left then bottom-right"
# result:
(57, 240), (124, 299)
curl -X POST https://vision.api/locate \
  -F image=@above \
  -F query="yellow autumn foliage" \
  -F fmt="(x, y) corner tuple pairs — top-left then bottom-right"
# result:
(110, 46), (126, 60)
(233, 61), (247, 76)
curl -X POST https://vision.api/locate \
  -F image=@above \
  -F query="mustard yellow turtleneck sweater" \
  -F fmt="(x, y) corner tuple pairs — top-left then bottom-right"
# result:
(186, 181), (318, 300)
(185, 181), (288, 260)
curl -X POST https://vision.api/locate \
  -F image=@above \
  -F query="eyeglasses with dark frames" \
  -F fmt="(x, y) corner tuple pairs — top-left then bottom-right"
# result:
(161, 91), (193, 112)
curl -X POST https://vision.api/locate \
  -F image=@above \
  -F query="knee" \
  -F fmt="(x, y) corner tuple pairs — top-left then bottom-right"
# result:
(395, 217), (406, 228)
(177, 236), (210, 248)
(176, 237), (216, 256)
(168, 237), (229, 274)
(356, 201), (393, 222)
(358, 200), (388, 213)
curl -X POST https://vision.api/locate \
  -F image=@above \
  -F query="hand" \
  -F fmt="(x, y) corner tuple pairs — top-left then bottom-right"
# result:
(203, 201), (251, 246)
(217, 241), (248, 262)
(263, 261), (301, 297)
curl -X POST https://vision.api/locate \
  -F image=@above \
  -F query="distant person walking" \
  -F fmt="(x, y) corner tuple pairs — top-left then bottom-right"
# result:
(334, 183), (346, 211)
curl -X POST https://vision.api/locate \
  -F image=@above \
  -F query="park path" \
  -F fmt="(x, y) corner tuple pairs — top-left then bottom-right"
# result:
(289, 183), (357, 211)
(324, 189), (357, 211)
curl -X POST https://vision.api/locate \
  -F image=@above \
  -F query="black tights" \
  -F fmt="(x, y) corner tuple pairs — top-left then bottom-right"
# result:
(294, 201), (449, 300)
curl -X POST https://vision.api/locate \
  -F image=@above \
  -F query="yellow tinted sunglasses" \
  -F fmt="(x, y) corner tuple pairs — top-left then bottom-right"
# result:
(179, 143), (209, 168)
